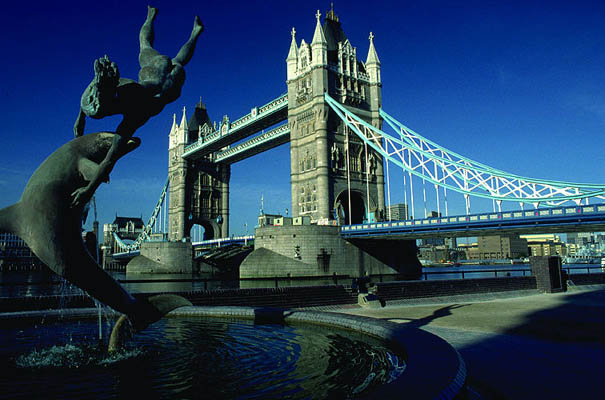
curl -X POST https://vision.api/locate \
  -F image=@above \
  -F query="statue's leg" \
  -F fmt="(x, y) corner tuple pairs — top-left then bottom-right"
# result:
(172, 16), (204, 67)
(139, 6), (158, 66)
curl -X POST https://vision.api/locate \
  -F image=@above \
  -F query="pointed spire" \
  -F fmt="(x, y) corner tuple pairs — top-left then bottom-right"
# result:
(260, 194), (264, 215)
(286, 27), (299, 79)
(180, 106), (188, 130)
(326, 2), (338, 22)
(286, 27), (298, 61)
(311, 10), (327, 67)
(169, 112), (178, 143)
(366, 32), (380, 65)
(311, 10), (327, 45)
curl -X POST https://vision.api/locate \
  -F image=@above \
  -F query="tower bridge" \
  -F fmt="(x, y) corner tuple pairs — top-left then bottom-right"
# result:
(165, 8), (386, 245)
(112, 8), (605, 278)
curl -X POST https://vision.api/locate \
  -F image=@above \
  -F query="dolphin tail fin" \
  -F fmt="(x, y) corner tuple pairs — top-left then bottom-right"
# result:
(0, 203), (19, 235)
(108, 294), (192, 353)
(147, 294), (193, 315)
(130, 294), (193, 331)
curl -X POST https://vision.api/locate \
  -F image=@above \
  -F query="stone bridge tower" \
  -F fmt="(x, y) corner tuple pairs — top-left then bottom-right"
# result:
(287, 9), (385, 225)
(168, 101), (230, 241)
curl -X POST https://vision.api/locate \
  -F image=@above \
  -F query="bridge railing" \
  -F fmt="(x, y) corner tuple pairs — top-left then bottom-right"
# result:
(192, 235), (255, 247)
(420, 268), (530, 281)
(341, 204), (605, 236)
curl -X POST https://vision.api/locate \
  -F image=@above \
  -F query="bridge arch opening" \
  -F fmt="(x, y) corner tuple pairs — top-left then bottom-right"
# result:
(189, 221), (216, 242)
(335, 190), (366, 225)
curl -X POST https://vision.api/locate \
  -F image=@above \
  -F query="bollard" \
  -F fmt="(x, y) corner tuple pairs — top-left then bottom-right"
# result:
(530, 256), (565, 293)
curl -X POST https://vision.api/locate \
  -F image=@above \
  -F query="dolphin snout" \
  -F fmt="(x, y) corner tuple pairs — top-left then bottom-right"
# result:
(126, 137), (141, 152)
(117, 137), (141, 157)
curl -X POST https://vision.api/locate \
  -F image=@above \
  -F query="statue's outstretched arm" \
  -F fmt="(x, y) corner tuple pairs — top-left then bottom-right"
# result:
(71, 134), (127, 208)
(74, 109), (86, 137)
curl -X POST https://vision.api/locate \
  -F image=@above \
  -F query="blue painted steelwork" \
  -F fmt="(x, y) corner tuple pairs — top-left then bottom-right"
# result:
(324, 93), (605, 206)
(341, 204), (605, 238)
(111, 236), (254, 261)
(215, 123), (290, 164)
(192, 235), (255, 248)
(182, 94), (288, 159)
(112, 250), (140, 259)
(111, 178), (170, 253)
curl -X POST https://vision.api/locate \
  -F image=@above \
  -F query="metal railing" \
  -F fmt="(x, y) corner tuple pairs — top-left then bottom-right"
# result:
(2, 266), (604, 295)
(563, 265), (604, 275)
(420, 268), (531, 281)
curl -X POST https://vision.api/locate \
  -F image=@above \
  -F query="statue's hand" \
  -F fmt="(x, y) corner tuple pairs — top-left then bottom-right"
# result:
(81, 56), (120, 119)
(71, 186), (93, 208)
(94, 55), (120, 87)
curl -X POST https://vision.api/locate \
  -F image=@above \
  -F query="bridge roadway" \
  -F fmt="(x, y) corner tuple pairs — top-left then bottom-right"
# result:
(112, 250), (140, 259)
(341, 204), (605, 239)
(111, 205), (605, 258)
(192, 235), (254, 248)
(182, 94), (288, 161)
(112, 236), (255, 259)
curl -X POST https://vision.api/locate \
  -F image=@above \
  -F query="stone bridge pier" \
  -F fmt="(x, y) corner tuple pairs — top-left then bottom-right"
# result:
(240, 224), (422, 280)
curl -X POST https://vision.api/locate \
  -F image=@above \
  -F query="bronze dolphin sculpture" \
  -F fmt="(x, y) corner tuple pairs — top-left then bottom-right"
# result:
(0, 132), (190, 331)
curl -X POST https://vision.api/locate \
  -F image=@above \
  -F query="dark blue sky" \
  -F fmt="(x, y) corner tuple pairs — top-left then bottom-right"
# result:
(1, 0), (604, 235)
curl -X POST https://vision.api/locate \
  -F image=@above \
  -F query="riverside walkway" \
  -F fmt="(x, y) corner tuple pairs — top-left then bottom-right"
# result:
(337, 286), (605, 399)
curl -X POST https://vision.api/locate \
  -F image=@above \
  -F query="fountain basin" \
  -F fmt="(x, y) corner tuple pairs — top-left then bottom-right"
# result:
(0, 306), (465, 399)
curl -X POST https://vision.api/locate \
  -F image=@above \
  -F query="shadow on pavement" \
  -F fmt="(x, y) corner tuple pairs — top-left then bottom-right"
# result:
(440, 290), (605, 399)
(382, 304), (469, 329)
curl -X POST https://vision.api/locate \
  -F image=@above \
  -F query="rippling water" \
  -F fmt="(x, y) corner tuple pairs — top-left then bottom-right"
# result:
(1, 316), (405, 399)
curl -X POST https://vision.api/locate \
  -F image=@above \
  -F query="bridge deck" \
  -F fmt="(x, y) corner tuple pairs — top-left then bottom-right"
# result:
(110, 206), (605, 261)
(341, 204), (605, 239)
(193, 235), (254, 248)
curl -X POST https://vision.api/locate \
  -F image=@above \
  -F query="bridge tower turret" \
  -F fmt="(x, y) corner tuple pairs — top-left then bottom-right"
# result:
(287, 8), (385, 224)
(168, 101), (230, 241)
(286, 27), (298, 80)
(168, 108), (189, 241)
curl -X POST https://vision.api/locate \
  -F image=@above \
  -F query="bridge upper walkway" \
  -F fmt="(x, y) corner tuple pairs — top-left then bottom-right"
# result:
(214, 123), (290, 164)
(183, 94), (288, 160)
